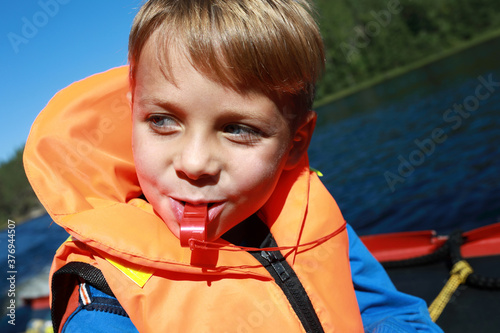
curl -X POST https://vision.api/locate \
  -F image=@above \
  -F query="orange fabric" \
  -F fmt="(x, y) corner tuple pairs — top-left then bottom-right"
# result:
(25, 66), (363, 332)
(59, 283), (80, 331)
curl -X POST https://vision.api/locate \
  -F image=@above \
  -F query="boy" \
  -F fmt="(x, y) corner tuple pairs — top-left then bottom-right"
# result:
(24, 0), (441, 332)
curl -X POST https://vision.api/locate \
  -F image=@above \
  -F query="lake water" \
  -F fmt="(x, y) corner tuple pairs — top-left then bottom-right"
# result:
(1, 37), (500, 319)
(310, 36), (500, 236)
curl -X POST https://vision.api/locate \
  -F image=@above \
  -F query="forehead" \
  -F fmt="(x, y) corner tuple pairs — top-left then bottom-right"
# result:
(134, 39), (257, 103)
(134, 39), (292, 126)
(133, 35), (301, 129)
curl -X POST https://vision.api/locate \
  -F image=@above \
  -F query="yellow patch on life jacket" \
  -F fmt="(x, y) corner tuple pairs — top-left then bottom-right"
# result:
(59, 236), (154, 288)
(106, 257), (154, 288)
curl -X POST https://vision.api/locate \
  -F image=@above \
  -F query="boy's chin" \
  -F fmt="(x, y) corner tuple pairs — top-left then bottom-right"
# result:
(159, 215), (181, 239)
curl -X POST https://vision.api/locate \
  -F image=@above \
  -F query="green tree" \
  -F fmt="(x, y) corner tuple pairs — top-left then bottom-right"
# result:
(0, 146), (43, 228)
(314, 0), (500, 103)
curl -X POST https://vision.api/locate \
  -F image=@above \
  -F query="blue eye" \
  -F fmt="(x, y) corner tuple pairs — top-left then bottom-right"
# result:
(147, 115), (180, 133)
(224, 124), (263, 144)
(224, 124), (248, 134)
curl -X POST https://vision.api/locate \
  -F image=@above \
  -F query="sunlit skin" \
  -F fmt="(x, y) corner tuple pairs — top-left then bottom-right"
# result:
(130, 39), (314, 242)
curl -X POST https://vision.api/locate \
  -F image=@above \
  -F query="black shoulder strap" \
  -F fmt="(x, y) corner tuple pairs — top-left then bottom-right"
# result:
(51, 262), (114, 332)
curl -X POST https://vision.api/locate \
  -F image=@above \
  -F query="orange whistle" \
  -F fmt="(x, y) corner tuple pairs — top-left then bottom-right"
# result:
(180, 204), (208, 249)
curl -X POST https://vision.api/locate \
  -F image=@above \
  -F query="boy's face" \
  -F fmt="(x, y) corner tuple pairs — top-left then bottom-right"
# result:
(131, 40), (301, 242)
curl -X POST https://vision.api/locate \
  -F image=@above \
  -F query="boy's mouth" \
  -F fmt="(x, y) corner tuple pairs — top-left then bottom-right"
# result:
(169, 197), (224, 225)
(181, 201), (215, 208)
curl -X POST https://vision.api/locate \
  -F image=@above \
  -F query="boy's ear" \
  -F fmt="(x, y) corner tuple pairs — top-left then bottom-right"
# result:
(285, 110), (317, 170)
(126, 91), (133, 108)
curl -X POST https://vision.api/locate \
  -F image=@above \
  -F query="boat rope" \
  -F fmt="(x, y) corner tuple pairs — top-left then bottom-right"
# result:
(428, 260), (473, 322)
(380, 229), (500, 321)
(381, 230), (500, 289)
(381, 230), (462, 269)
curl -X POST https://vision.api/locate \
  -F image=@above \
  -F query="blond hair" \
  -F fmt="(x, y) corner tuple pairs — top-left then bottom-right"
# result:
(129, 0), (325, 120)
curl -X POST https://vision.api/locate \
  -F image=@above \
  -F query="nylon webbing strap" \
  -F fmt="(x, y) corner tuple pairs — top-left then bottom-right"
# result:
(51, 262), (113, 332)
(428, 260), (474, 322)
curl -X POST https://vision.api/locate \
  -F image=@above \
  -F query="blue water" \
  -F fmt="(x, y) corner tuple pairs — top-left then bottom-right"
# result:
(0, 215), (68, 303)
(310, 37), (500, 236)
(1, 37), (499, 319)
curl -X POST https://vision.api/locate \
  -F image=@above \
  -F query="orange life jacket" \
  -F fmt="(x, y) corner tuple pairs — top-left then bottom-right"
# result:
(24, 66), (363, 332)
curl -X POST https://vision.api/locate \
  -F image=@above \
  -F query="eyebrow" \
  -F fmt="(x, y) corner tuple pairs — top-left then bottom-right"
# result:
(135, 97), (186, 115)
(136, 97), (178, 109)
(136, 96), (276, 122)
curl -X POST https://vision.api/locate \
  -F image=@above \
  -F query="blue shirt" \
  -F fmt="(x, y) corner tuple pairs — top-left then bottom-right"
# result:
(347, 224), (443, 332)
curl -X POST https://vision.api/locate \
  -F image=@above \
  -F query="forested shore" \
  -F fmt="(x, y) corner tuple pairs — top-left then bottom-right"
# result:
(0, 148), (45, 228)
(2, 0), (500, 228)
(314, 0), (500, 103)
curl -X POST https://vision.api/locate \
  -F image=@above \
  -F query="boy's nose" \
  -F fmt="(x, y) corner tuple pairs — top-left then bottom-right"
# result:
(174, 135), (221, 182)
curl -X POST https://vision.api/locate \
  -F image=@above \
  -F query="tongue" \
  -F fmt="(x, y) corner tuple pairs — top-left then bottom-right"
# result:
(179, 203), (208, 249)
